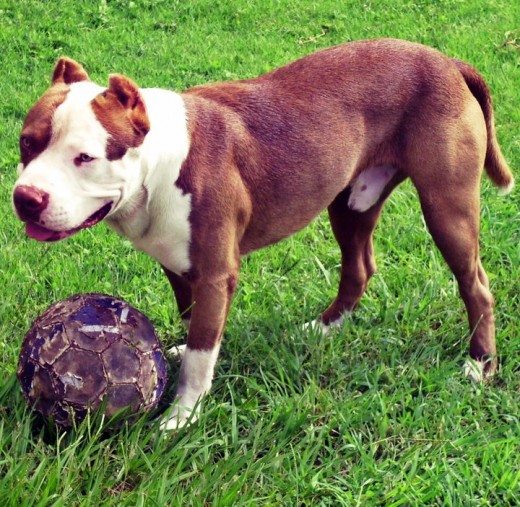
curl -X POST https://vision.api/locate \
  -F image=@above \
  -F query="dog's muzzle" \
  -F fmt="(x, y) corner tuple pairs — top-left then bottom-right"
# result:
(13, 184), (113, 242)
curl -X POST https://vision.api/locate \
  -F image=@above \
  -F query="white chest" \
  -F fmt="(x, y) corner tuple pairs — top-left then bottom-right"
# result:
(130, 186), (192, 275)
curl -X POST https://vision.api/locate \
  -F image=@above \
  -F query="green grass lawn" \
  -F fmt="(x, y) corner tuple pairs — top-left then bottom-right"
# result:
(1, 0), (519, 505)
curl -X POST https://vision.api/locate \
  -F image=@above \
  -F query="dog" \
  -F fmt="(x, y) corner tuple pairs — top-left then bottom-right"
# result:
(12, 38), (514, 429)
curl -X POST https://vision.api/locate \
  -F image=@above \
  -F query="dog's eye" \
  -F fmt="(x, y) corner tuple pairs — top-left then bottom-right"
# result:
(80, 153), (94, 162)
(20, 136), (31, 150)
(75, 153), (95, 165)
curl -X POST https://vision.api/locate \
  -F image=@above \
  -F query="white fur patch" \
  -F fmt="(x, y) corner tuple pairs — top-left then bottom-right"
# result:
(161, 346), (220, 430)
(498, 177), (515, 196)
(463, 358), (485, 383)
(51, 82), (108, 158)
(130, 188), (192, 275)
(303, 311), (350, 336)
(106, 89), (192, 275)
(303, 319), (332, 336)
(349, 166), (397, 212)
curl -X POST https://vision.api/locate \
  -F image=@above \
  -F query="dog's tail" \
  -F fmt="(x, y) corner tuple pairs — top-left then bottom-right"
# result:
(452, 58), (514, 195)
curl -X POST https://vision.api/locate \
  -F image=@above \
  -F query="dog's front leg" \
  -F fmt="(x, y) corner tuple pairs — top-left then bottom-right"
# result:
(161, 271), (238, 430)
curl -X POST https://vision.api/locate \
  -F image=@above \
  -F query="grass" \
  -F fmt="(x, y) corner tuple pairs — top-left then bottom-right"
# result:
(0, 0), (519, 505)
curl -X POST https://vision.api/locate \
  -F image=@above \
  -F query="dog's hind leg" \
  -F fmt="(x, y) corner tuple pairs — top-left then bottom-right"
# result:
(408, 92), (500, 379)
(414, 179), (497, 378)
(409, 105), (499, 378)
(314, 172), (405, 332)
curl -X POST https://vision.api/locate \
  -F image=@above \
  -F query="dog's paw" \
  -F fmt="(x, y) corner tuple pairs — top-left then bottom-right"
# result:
(167, 343), (186, 359)
(303, 313), (349, 336)
(463, 357), (496, 383)
(463, 358), (491, 383)
(302, 319), (332, 336)
(159, 404), (198, 432)
(463, 359), (484, 383)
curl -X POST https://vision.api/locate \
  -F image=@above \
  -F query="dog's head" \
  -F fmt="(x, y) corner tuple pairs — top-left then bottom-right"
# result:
(12, 58), (150, 241)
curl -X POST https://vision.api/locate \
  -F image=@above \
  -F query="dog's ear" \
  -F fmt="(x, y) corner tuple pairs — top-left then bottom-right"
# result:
(52, 57), (90, 85)
(107, 74), (149, 137)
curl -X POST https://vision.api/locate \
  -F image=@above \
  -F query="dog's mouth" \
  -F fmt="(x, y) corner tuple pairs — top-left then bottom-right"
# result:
(25, 202), (113, 242)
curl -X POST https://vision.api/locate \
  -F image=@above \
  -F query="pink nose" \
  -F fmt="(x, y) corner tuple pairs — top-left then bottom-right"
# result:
(13, 185), (50, 222)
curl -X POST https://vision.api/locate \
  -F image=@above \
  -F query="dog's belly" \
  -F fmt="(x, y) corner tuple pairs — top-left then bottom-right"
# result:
(238, 164), (400, 254)
(239, 216), (316, 254)
(239, 176), (349, 253)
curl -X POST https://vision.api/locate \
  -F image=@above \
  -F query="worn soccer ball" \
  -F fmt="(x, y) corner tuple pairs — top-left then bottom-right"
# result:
(18, 293), (167, 427)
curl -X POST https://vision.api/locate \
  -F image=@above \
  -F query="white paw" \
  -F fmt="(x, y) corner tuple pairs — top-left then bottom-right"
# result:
(159, 404), (198, 431)
(167, 343), (186, 359)
(302, 319), (332, 336)
(303, 313), (349, 336)
(463, 358), (485, 383)
(160, 346), (219, 431)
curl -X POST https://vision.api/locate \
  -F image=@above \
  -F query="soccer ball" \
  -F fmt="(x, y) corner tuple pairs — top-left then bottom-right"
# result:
(18, 293), (167, 427)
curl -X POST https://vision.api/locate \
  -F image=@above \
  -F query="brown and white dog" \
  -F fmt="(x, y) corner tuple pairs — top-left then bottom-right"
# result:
(12, 39), (514, 429)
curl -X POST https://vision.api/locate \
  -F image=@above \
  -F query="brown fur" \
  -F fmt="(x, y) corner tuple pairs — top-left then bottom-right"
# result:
(19, 58), (89, 168)
(167, 39), (512, 371)
(91, 75), (150, 161)
(52, 57), (89, 85)
(452, 58), (512, 188)
(19, 85), (69, 167)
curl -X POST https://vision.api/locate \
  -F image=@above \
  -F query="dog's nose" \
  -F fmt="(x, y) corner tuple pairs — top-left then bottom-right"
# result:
(13, 185), (50, 222)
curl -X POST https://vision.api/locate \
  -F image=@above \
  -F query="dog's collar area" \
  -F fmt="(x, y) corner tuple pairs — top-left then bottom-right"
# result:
(25, 202), (113, 242)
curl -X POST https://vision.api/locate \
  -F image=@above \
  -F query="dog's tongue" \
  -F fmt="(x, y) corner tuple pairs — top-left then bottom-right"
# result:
(25, 222), (70, 242)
